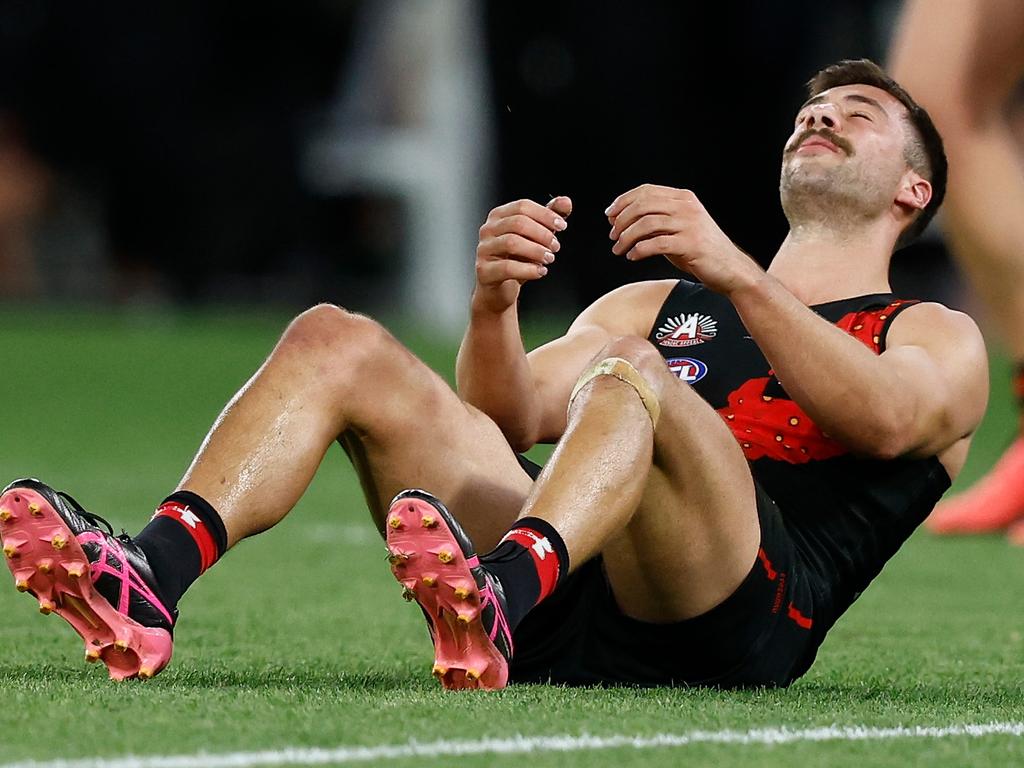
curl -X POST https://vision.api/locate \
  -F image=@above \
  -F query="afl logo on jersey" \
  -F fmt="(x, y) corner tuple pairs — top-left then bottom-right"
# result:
(655, 312), (718, 347)
(666, 357), (708, 384)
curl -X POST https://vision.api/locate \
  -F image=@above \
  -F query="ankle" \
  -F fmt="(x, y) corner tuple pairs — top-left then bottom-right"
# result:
(481, 517), (569, 630)
(134, 491), (227, 609)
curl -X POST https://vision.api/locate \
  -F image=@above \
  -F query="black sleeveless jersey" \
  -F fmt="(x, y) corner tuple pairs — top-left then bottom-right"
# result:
(647, 280), (951, 623)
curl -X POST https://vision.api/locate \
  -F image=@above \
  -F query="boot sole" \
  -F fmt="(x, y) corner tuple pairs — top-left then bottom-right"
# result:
(386, 495), (508, 690)
(0, 487), (173, 680)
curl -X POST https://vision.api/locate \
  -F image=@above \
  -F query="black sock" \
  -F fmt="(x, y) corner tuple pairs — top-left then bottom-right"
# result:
(480, 516), (569, 630)
(134, 491), (228, 610)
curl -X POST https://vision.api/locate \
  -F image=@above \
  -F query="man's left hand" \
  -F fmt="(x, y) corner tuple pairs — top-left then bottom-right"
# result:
(606, 184), (762, 296)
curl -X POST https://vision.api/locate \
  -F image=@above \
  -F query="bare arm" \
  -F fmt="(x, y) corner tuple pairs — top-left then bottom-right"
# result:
(729, 276), (988, 458)
(458, 192), (675, 450)
(456, 196), (570, 450)
(606, 183), (989, 458)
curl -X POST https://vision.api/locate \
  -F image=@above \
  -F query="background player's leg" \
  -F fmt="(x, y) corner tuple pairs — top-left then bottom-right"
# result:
(519, 336), (760, 622)
(892, 0), (1024, 361)
(178, 303), (532, 551)
(890, 0), (1024, 535)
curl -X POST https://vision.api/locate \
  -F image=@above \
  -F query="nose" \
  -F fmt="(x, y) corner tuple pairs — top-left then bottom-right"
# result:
(802, 102), (841, 131)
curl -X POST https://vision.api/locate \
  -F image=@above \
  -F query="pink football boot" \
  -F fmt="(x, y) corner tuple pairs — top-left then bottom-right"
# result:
(386, 489), (513, 690)
(0, 479), (175, 680)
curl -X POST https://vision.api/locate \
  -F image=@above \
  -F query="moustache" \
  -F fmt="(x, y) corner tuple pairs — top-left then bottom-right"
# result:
(785, 128), (853, 156)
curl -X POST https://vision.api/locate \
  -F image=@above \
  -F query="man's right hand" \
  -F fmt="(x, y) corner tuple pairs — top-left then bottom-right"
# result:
(473, 196), (572, 314)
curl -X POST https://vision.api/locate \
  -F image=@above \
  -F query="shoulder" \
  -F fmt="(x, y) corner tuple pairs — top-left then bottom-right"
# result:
(884, 302), (988, 381)
(569, 279), (680, 337)
(886, 301), (984, 350)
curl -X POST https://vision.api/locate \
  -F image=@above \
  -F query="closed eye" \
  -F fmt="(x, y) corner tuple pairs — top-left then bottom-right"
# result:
(851, 112), (873, 121)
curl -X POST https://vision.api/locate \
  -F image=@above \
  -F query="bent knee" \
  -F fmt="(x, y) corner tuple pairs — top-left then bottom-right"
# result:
(598, 336), (668, 380)
(276, 304), (392, 376)
(282, 304), (384, 348)
(571, 337), (672, 423)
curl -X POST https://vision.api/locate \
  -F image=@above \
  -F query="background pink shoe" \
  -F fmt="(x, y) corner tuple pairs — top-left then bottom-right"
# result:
(926, 437), (1024, 534)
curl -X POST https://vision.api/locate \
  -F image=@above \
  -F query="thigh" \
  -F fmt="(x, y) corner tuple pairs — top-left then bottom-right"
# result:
(967, 0), (1024, 104)
(610, 488), (818, 688)
(338, 331), (533, 551)
(599, 359), (761, 623)
(514, 489), (819, 688)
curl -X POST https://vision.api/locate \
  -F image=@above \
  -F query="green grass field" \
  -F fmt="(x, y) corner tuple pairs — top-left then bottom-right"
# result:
(0, 306), (1021, 767)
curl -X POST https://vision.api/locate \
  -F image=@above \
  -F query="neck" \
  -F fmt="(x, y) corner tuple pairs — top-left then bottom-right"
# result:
(767, 222), (894, 306)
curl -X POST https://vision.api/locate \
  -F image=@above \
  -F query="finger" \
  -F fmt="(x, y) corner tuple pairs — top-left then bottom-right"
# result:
(479, 233), (556, 265)
(602, 185), (692, 228)
(609, 197), (683, 241)
(612, 214), (678, 256)
(476, 258), (549, 285)
(488, 199), (567, 233)
(546, 195), (573, 219)
(604, 186), (644, 222)
(626, 234), (682, 262)
(481, 214), (561, 253)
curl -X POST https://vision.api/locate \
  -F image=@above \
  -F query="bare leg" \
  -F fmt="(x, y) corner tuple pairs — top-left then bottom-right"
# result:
(891, 0), (1024, 359)
(0, 304), (535, 682)
(519, 336), (760, 622)
(890, 0), (1024, 536)
(178, 304), (531, 550)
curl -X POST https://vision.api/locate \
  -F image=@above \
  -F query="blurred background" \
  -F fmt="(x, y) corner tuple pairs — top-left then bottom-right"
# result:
(0, 0), (967, 337)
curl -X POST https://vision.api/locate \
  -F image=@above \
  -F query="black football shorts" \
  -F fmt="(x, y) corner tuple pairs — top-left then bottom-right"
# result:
(510, 458), (823, 688)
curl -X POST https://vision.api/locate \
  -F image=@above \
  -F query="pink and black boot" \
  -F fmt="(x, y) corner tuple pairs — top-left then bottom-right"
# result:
(0, 478), (175, 680)
(386, 489), (514, 690)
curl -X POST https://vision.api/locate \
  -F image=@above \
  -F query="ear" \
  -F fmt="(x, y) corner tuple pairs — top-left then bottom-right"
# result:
(894, 170), (931, 214)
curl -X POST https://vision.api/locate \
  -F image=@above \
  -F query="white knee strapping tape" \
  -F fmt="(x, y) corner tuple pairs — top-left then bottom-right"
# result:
(568, 356), (660, 428)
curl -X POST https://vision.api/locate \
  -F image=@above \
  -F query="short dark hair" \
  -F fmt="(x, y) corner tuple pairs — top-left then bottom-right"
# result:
(807, 58), (947, 249)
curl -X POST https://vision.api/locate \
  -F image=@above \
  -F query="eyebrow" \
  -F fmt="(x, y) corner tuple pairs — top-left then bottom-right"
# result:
(799, 93), (889, 117)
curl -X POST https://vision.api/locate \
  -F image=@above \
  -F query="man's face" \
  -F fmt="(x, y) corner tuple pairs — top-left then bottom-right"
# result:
(780, 84), (912, 221)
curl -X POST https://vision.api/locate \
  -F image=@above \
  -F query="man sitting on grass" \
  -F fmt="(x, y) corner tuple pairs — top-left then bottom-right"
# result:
(0, 59), (985, 688)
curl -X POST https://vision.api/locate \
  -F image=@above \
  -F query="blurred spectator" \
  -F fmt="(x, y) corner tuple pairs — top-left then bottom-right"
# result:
(0, 0), (358, 304)
(0, 116), (50, 298)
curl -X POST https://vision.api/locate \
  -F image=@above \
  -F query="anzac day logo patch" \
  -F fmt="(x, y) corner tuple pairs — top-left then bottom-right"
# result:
(655, 312), (718, 348)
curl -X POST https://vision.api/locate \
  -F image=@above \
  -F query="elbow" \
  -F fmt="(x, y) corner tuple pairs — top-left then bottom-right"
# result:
(834, 400), (913, 460)
(861, 409), (945, 461)
(864, 434), (906, 462)
(838, 428), (903, 460)
(461, 393), (542, 453)
(859, 412), (913, 460)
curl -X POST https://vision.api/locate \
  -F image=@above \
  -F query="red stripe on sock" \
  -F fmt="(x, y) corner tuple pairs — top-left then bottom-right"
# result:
(153, 501), (219, 573)
(501, 526), (562, 602)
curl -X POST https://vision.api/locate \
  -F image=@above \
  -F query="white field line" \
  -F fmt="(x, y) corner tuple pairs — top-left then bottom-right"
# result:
(300, 523), (377, 546)
(2, 722), (1022, 768)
